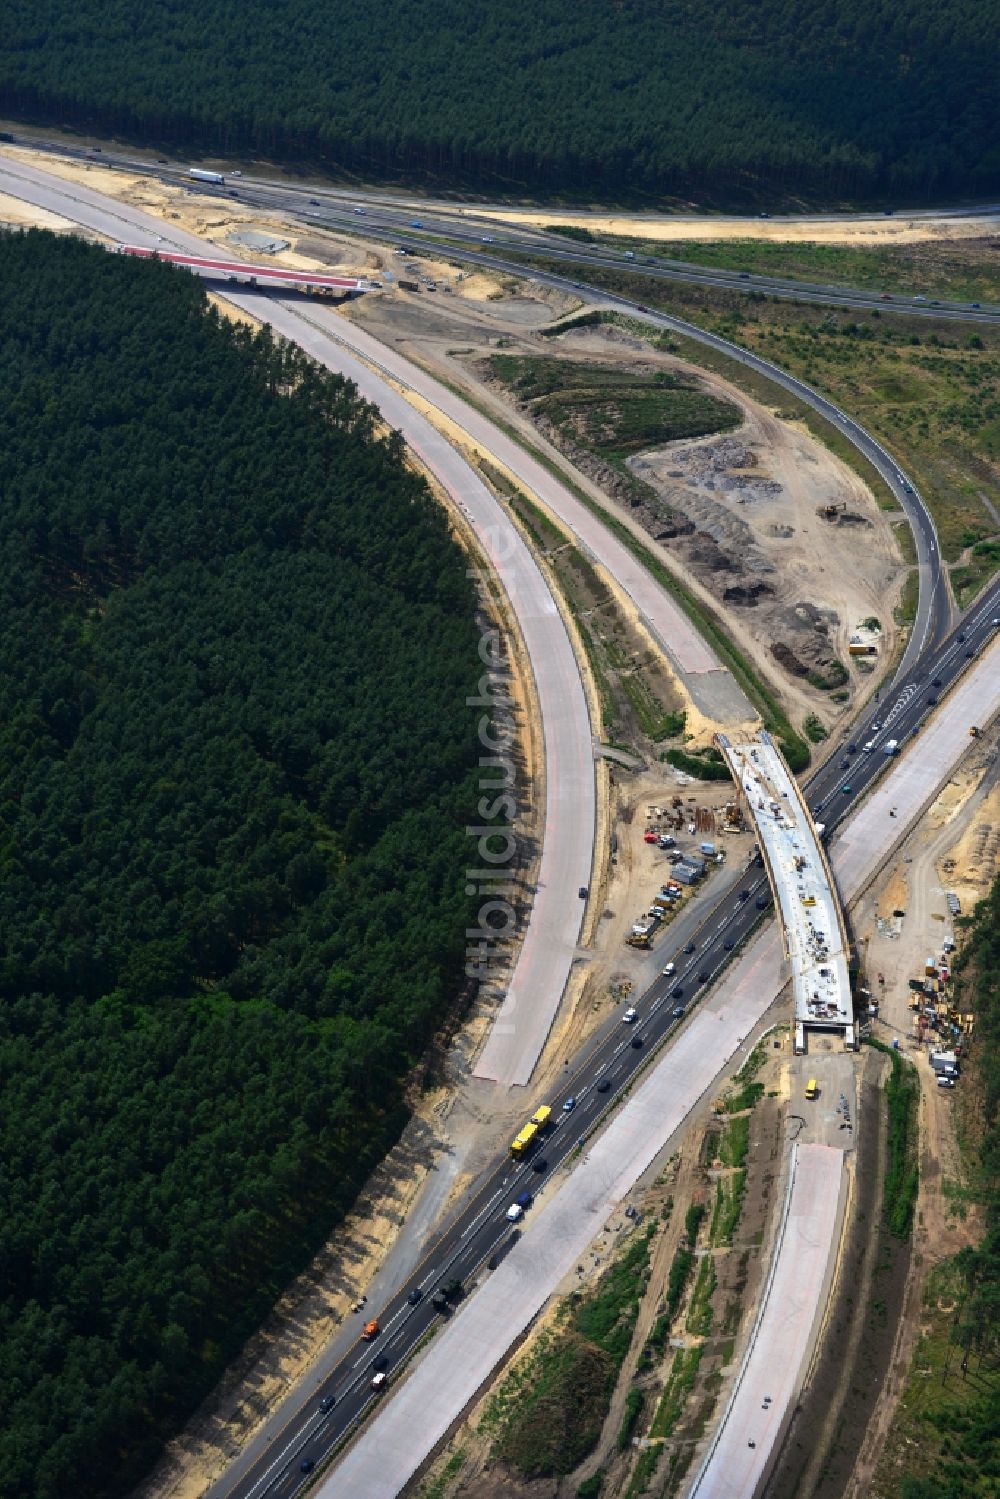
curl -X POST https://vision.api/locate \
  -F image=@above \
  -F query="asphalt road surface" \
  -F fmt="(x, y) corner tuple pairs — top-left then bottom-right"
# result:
(9, 131), (1000, 324)
(0, 145), (994, 1494)
(215, 591), (1000, 1499)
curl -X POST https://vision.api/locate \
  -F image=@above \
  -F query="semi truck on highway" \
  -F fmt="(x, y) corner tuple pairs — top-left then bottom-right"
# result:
(188, 168), (225, 185)
(509, 1105), (552, 1157)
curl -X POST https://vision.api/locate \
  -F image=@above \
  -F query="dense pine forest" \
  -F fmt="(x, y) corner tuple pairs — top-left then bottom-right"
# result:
(0, 230), (482, 1496)
(2, 0), (997, 203)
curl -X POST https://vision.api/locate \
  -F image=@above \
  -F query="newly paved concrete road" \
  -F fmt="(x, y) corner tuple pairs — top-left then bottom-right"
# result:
(327, 924), (788, 1499)
(833, 633), (1000, 899)
(689, 1144), (847, 1499)
(319, 638), (1000, 1498)
(246, 293), (757, 724)
(0, 153), (597, 1090)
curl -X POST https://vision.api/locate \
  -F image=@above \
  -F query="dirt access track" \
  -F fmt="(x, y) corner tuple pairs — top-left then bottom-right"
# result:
(470, 206), (1000, 247)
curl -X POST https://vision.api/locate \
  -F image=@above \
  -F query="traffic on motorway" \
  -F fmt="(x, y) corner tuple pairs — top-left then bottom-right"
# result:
(7, 132), (1000, 324)
(9, 135), (992, 1495)
(219, 595), (1000, 1499)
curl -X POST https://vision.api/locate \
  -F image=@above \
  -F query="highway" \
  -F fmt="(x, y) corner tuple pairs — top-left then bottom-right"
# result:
(0, 145), (953, 693)
(8, 137), (954, 673)
(6, 130), (1000, 324)
(0, 145), (993, 1493)
(213, 591), (1000, 1499)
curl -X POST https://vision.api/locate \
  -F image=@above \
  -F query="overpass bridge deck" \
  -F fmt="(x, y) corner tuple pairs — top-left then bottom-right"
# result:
(717, 731), (854, 1050)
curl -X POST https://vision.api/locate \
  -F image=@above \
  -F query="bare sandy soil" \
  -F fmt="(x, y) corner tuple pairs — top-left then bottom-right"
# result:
(470, 206), (1000, 247)
(348, 289), (904, 732)
(835, 733), (996, 1499)
(559, 323), (902, 723)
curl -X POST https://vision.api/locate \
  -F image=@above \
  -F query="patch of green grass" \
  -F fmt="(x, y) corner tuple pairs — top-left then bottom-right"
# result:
(950, 538), (1000, 607)
(418, 1447), (466, 1499)
(662, 747), (732, 781)
(871, 1259), (1000, 1497)
(637, 1312), (672, 1373)
(807, 658), (849, 691)
(624, 1443), (662, 1498)
(868, 1038), (920, 1236)
(620, 671), (687, 741)
(725, 1081), (765, 1114)
(577, 1474), (605, 1499)
(732, 1043), (767, 1085)
(896, 569), (920, 624)
(648, 1344), (704, 1439)
(545, 224), (597, 244)
(618, 1388), (645, 1450)
(491, 1330), (617, 1478)
(804, 713), (828, 743)
(684, 1202), (707, 1247)
(719, 1115), (751, 1169)
(686, 1255), (717, 1336)
(485, 1227), (656, 1478)
(597, 237), (1000, 306)
(666, 1247), (695, 1321)
(709, 1171), (747, 1246)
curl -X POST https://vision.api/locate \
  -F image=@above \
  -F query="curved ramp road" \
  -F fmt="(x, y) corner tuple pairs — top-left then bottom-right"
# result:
(252, 304), (755, 725)
(0, 154), (596, 1090)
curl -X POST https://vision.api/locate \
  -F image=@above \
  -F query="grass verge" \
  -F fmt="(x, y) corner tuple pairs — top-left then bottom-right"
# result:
(483, 1226), (655, 1478)
(532, 269), (1000, 568)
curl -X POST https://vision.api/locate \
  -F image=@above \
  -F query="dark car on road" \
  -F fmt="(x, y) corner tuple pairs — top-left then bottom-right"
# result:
(596, 1078), (611, 1093)
(684, 942), (695, 954)
(408, 1287), (423, 1305)
(671, 986), (684, 999)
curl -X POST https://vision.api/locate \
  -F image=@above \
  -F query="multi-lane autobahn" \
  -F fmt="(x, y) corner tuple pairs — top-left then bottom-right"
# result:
(7, 130), (1000, 324)
(2, 137), (994, 1494)
(218, 589), (1000, 1498)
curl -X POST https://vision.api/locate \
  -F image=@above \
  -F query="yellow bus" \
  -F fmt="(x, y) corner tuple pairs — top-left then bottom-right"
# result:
(805, 1078), (819, 1100)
